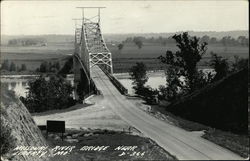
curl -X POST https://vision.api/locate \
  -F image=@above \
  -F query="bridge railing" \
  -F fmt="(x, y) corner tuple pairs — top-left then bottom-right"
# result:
(100, 67), (128, 95)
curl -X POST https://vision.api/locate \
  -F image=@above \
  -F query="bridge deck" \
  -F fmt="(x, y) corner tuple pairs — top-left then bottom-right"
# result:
(90, 65), (243, 160)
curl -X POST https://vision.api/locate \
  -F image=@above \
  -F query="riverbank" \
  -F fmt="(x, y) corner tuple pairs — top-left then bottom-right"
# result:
(0, 72), (166, 97)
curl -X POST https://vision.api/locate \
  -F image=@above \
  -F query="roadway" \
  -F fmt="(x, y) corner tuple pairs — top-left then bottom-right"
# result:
(90, 65), (244, 160)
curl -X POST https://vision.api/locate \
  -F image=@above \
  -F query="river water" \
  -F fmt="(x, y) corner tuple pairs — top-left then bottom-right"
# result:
(0, 69), (213, 97)
(114, 71), (166, 94)
(0, 72), (166, 97)
(0, 75), (74, 97)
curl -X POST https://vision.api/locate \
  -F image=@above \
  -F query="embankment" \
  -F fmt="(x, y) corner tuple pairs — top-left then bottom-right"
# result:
(1, 85), (49, 161)
(167, 68), (248, 134)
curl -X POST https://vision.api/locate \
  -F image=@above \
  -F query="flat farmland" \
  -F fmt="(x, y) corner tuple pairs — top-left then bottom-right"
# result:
(0, 42), (248, 73)
(0, 42), (73, 71)
(0, 42), (74, 55)
(107, 43), (249, 59)
(107, 43), (249, 72)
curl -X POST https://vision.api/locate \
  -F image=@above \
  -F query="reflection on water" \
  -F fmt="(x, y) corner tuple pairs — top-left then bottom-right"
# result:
(1, 74), (165, 97)
(1, 70), (212, 97)
(118, 76), (166, 95)
(1, 76), (74, 98)
(8, 81), (27, 97)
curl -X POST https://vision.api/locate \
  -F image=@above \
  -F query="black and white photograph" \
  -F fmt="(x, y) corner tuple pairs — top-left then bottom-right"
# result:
(0, 0), (249, 160)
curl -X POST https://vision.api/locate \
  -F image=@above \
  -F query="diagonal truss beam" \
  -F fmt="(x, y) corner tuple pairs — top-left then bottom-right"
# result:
(74, 7), (113, 75)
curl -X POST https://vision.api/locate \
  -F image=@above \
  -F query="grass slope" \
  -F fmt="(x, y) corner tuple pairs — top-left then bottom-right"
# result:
(167, 68), (248, 134)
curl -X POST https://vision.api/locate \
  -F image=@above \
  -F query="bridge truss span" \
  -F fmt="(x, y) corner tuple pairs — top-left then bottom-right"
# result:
(74, 7), (113, 75)
(73, 7), (116, 100)
(84, 22), (113, 74)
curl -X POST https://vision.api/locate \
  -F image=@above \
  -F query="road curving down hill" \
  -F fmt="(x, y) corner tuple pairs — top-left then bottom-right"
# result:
(90, 65), (244, 160)
(33, 65), (245, 160)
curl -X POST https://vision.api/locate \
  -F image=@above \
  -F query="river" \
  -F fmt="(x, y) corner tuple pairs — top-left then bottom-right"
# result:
(1, 69), (214, 97)
(0, 72), (167, 97)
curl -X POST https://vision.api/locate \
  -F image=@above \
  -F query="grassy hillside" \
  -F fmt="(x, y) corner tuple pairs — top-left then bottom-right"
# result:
(166, 68), (248, 134)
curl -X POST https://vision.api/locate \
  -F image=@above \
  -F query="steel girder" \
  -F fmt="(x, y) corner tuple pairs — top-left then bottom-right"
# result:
(81, 19), (113, 74)
(74, 11), (113, 75)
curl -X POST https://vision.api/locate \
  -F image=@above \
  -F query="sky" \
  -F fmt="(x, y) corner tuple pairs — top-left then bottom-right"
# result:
(1, 0), (249, 35)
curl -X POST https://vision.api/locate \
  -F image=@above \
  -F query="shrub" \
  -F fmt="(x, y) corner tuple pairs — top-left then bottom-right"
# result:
(20, 74), (75, 113)
(129, 62), (148, 96)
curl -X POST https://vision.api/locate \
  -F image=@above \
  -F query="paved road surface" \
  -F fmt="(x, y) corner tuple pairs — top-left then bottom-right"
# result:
(33, 96), (130, 131)
(90, 66), (244, 160)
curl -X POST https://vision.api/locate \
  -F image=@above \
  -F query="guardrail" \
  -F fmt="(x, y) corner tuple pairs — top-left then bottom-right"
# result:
(100, 67), (128, 95)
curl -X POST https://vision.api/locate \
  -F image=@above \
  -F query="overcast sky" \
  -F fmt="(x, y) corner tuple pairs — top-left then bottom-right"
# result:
(1, 0), (249, 35)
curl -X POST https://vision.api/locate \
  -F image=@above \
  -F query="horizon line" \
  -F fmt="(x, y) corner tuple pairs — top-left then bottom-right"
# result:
(1, 30), (249, 36)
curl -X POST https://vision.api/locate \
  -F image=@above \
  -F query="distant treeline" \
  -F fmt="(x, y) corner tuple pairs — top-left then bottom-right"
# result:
(1, 60), (27, 72)
(36, 61), (61, 73)
(8, 38), (46, 46)
(124, 35), (249, 46)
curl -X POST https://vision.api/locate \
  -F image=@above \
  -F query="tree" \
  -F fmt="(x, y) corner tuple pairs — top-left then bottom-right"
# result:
(141, 86), (159, 104)
(200, 35), (210, 43)
(209, 37), (217, 44)
(133, 37), (143, 49)
(48, 62), (52, 72)
(237, 36), (249, 46)
(129, 62), (148, 96)
(210, 52), (229, 81)
(158, 32), (209, 101)
(16, 66), (21, 72)
(21, 64), (27, 71)
(20, 75), (75, 113)
(231, 55), (248, 72)
(9, 62), (16, 71)
(58, 57), (73, 76)
(117, 43), (124, 50)
(1, 60), (10, 71)
(39, 61), (49, 73)
(54, 61), (60, 71)
(8, 39), (18, 46)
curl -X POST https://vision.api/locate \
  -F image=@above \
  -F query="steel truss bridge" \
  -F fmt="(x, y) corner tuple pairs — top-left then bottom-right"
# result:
(72, 7), (243, 160)
(73, 7), (127, 99)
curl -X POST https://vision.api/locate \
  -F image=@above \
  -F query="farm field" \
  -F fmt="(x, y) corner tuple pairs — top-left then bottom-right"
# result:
(1, 42), (249, 73)
(108, 43), (249, 72)
(107, 43), (249, 59)
(0, 43), (73, 71)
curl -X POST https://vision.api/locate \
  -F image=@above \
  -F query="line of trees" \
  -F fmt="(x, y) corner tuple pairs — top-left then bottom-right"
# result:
(124, 35), (249, 47)
(1, 60), (27, 72)
(8, 38), (46, 46)
(1, 60), (62, 73)
(36, 61), (60, 73)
